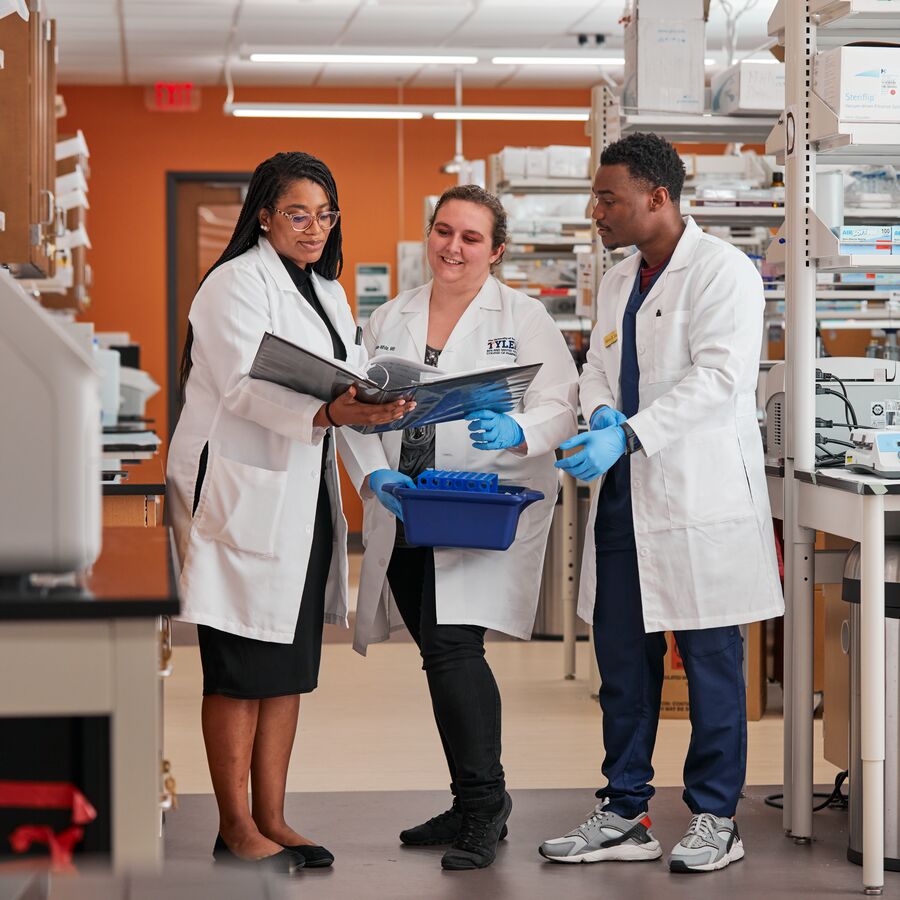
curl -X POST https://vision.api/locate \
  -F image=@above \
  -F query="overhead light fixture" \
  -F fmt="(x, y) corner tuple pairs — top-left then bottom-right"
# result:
(249, 52), (478, 65)
(491, 56), (625, 66)
(433, 108), (589, 122)
(491, 56), (717, 67)
(225, 103), (424, 119)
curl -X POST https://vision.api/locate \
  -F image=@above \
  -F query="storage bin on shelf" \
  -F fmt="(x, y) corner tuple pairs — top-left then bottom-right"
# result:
(383, 469), (543, 551)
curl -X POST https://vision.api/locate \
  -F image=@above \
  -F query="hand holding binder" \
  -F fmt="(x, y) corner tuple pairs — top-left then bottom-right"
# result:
(249, 332), (542, 434)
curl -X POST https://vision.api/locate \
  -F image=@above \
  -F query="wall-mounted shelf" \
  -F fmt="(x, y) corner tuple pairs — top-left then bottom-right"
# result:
(682, 204), (784, 225)
(770, 0), (900, 45)
(764, 287), (900, 300)
(768, 94), (900, 165)
(810, 209), (900, 271)
(495, 178), (590, 194)
(616, 109), (775, 144)
(766, 224), (787, 265)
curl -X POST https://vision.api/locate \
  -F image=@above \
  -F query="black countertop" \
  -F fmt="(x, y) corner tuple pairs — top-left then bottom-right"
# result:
(102, 455), (166, 497)
(0, 527), (180, 621)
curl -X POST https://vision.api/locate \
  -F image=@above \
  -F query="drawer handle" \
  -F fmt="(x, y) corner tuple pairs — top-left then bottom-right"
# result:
(160, 759), (178, 811)
(39, 189), (55, 226)
(159, 615), (173, 676)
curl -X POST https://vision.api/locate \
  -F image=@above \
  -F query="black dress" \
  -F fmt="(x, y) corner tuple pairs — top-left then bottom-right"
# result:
(197, 256), (346, 699)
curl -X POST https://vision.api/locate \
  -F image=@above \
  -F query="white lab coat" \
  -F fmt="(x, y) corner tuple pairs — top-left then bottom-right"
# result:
(348, 276), (578, 654)
(167, 237), (386, 643)
(577, 217), (784, 633)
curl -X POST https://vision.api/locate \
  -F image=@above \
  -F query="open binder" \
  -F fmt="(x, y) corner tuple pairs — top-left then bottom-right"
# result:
(249, 331), (542, 434)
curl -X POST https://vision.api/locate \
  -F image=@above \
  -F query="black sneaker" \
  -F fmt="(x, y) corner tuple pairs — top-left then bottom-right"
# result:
(441, 792), (512, 870)
(400, 799), (509, 847)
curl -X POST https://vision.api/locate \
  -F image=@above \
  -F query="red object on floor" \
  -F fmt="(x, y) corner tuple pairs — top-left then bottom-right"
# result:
(0, 781), (97, 871)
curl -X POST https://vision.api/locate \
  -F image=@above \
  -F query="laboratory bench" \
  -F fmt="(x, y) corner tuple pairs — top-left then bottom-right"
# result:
(769, 464), (900, 889)
(0, 526), (180, 871)
(102, 454), (165, 527)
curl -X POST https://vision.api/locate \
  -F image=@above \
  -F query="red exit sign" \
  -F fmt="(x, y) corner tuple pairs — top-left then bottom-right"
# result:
(145, 83), (201, 112)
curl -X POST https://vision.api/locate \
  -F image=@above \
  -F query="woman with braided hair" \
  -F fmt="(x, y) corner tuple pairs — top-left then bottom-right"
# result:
(168, 151), (408, 873)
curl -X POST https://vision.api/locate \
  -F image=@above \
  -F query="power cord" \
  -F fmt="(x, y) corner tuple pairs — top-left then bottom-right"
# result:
(815, 386), (859, 428)
(764, 770), (849, 811)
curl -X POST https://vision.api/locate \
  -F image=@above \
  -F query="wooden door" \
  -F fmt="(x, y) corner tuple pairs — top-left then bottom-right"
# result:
(166, 174), (364, 532)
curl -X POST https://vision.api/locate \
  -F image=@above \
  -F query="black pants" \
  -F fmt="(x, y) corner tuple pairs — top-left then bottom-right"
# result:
(387, 547), (505, 811)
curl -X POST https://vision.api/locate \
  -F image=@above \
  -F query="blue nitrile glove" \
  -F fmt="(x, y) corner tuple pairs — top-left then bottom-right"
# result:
(589, 405), (627, 431)
(369, 469), (415, 521)
(466, 409), (525, 451)
(554, 426), (627, 482)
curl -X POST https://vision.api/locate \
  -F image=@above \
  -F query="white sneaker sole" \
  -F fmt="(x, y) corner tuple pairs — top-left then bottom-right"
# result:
(669, 841), (745, 873)
(540, 840), (663, 864)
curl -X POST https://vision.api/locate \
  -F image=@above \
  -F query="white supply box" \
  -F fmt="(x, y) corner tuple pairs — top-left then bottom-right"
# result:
(623, 0), (705, 114)
(838, 224), (893, 254)
(547, 145), (590, 179)
(711, 60), (785, 115)
(813, 45), (900, 123)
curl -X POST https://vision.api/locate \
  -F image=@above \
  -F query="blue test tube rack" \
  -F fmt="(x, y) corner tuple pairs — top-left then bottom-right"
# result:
(416, 469), (499, 493)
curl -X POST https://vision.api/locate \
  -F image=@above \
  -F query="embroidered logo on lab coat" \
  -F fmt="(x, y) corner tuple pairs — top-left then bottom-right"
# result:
(603, 330), (618, 348)
(486, 337), (517, 357)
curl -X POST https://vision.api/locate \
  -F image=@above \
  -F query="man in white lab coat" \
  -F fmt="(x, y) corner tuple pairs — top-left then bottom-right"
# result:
(539, 133), (783, 873)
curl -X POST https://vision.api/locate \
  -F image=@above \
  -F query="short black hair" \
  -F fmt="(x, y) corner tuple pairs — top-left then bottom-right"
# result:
(600, 132), (686, 202)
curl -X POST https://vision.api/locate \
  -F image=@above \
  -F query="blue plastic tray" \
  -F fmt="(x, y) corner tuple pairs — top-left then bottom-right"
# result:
(383, 475), (544, 551)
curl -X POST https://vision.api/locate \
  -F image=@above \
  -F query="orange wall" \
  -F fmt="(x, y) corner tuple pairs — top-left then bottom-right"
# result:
(60, 84), (591, 528)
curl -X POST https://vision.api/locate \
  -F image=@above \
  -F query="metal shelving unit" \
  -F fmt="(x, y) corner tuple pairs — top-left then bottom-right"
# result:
(769, 0), (900, 892)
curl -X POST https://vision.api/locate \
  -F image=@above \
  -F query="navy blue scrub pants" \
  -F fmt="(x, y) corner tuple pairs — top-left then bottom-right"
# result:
(592, 544), (748, 819)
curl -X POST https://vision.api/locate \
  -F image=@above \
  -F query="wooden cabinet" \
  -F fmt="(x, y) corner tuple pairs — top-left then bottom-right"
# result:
(0, 2), (57, 277)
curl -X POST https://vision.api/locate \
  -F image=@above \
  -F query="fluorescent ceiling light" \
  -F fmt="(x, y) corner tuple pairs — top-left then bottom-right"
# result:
(491, 56), (625, 66)
(433, 110), (588, 122)
(492, 56), (717, 66)
(226, 103), (423, 119)
(249, 52), (478, 65)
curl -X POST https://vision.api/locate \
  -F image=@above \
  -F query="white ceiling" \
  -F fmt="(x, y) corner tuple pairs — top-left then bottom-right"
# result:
(46, 0), (779, 89)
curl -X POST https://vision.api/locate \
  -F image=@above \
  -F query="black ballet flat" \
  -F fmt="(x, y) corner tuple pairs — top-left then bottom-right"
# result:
(279, 843), (334, 868)
(212, 834), (305, 873)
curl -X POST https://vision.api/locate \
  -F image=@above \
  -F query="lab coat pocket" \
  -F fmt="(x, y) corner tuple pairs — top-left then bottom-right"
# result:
(650, 310), (692, 383)
(659, 427), (753, 528)
(194, 453), (289, 558)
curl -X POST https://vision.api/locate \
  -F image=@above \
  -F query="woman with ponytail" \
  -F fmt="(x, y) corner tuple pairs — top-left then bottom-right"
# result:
(167, 152), (406, 873)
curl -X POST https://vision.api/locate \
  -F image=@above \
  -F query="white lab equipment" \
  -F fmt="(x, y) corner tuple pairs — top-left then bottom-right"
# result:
(0, 269), (101, 574)
(119, 367), (160, 419)
(94, 346), (121, 427)
(845, 430), (900, 478)
(765, 358), (900, 467)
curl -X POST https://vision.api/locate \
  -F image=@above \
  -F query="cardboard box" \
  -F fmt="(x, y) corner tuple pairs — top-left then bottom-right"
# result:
(660, 622), (767, 721)
(711, 60), (786, 115)
(623, 14), (705, 114)
(813, 45), (900, 123)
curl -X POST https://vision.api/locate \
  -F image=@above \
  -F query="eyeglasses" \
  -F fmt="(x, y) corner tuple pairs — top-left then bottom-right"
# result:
(272, 208), (341, 232)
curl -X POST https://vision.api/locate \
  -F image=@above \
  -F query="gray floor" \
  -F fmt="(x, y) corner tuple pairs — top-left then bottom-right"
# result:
(159, 786), (893, 899)
(3, 787), (895, 899)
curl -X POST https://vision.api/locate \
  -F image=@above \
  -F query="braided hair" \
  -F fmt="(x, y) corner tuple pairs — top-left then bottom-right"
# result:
(178, 151), (343, 398)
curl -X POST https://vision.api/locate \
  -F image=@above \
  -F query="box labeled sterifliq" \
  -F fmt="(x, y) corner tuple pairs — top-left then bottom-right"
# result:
(813, 45), (900, 122)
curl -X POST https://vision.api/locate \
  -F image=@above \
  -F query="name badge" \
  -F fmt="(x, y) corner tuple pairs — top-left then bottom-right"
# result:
(603, 330), (618, 348)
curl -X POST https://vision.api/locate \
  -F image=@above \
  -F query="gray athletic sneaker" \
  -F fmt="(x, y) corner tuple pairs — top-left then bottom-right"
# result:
(539, 804), (662, 863)
(668, 813), (744, 873)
